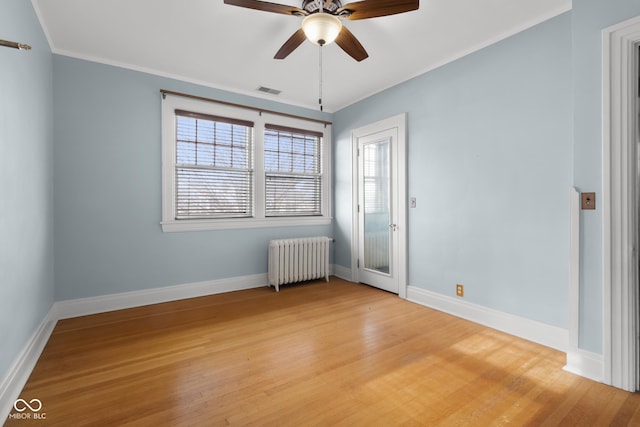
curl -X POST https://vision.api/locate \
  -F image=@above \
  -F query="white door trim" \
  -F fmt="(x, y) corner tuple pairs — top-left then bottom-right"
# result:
(351, 114), (407, 298)
(602, 14), (640, 392)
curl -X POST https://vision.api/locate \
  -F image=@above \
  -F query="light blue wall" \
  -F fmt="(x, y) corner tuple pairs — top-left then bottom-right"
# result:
(572, 0), (640, 353)
(334, 13), (573, 328)
(53, 57), (332, 300)
(0, 1), (54, 381)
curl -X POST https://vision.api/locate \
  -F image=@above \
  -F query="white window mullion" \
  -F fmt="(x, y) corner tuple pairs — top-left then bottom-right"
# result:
(254, 121), (266, 220)
(322, 125), (331, 217)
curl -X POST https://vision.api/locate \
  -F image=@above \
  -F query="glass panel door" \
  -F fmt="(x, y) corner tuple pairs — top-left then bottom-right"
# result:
(354, 115), (405, 296)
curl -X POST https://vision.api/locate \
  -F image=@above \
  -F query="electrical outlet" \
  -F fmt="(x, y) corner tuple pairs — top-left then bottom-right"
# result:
(456, 284), (464, 297)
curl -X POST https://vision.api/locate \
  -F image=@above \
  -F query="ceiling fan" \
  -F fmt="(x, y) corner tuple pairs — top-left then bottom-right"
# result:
(223, 0), (420, 62)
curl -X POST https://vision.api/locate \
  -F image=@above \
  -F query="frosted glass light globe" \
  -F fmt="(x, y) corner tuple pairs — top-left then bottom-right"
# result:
(301, 13), (342, 46)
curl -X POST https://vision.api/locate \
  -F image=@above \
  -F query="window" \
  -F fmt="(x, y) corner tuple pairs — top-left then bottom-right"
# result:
(175, 110), (253, 219)
(264, 125), (322, 216)
(161, 94), (331, 231)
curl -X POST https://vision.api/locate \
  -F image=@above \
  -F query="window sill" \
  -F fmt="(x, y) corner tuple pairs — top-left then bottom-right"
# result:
(161, 216), (332, 232)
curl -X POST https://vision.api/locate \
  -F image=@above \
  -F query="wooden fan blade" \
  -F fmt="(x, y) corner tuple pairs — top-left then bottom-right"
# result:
(334, 26), (368, 62)
(274, 28), (307, 59)
(224, 0), (307, 16)
(337, 0), (419, 20)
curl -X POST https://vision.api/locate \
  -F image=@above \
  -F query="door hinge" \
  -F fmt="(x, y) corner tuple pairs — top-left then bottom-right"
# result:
(357, 204), (360, 213)
(357, 259), (360, 268)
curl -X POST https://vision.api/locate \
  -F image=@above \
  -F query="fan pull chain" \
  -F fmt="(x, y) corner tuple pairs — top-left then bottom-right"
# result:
(318, 44), (323, 111)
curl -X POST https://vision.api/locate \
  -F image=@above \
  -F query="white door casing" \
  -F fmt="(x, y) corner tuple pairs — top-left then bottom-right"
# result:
(602, 14), (640, 392)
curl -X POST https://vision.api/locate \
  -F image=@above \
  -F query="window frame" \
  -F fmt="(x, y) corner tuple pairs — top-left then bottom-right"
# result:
(161, 94), (332, 232)
(264, 124), (324, 217)
(174, 109), (255, 220)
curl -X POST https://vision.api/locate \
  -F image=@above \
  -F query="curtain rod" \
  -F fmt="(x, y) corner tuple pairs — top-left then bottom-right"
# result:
(160, 89), (332, 126)
(0, 40), (31, 50)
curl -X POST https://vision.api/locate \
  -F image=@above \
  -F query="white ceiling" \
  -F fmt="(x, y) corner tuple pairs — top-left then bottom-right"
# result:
(32, 0), (571, 112)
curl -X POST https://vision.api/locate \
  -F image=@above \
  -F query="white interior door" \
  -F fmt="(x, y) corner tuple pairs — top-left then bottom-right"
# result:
(352, 114), (406, 296)
(358, 131), (397, 293)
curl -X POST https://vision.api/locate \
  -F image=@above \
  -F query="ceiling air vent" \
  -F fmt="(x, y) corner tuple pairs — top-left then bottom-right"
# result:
(257, 86), (281, 95)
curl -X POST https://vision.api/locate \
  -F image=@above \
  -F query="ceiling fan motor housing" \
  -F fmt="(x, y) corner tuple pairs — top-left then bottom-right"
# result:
(302, 0), (343, 14)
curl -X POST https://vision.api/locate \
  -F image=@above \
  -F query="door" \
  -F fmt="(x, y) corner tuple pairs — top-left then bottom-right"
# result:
(352, 114), (407, 296)
(358, 131), (397, 293)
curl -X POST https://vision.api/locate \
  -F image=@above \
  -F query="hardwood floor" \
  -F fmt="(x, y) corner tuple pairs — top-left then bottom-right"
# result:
(5, 278), (640, 426)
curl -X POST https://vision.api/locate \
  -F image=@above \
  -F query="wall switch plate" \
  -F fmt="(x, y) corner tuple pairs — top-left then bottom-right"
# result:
(581, 192), (596, 210)
(410, 197), (416, 208)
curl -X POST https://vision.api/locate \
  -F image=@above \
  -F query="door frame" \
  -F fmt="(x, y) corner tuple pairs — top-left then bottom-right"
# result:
(602, 15), (640, 391)
(350, 113), (408, 298)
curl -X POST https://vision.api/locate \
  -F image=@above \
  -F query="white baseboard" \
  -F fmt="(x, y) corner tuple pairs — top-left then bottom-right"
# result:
(54, 273), (269, 320)
(564, 348), (604, 383)
(0, 308), (57, 420)
(332, 264), (353, 282)
(407, 286), (569, 352)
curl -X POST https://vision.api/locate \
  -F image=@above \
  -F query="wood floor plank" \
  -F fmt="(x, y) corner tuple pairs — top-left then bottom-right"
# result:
(5, 278), (640, 426)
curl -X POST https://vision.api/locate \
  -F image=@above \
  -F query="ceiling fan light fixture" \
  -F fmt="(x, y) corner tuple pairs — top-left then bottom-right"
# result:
(301, 12), (342, 46)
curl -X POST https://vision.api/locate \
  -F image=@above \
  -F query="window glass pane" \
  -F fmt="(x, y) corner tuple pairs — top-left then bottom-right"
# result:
(196, 142), (214, 166)
(305, 154), (316, 172)
(232, 146), (248, 169)
(176, 117), (196, 142)
(215, 144), (232, 168)
(199, 120), (214, 143)
(177, 141), (196, 164)
(215, 122), (231, 143)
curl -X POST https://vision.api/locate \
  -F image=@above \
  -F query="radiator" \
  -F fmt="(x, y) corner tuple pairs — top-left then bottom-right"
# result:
(268, 237), (330, 292)
(364, 231), (389, 270)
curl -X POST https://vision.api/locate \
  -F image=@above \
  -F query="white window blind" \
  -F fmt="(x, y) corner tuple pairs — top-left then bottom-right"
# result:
(175, 110), (253, 219)
(264, 124), (322, 216)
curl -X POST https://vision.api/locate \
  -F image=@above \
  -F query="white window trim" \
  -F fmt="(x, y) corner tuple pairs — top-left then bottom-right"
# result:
(161, 94), (332, 232)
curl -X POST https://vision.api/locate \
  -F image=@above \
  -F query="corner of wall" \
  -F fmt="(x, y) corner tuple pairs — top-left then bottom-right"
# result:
(0, 306), (57, 420)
